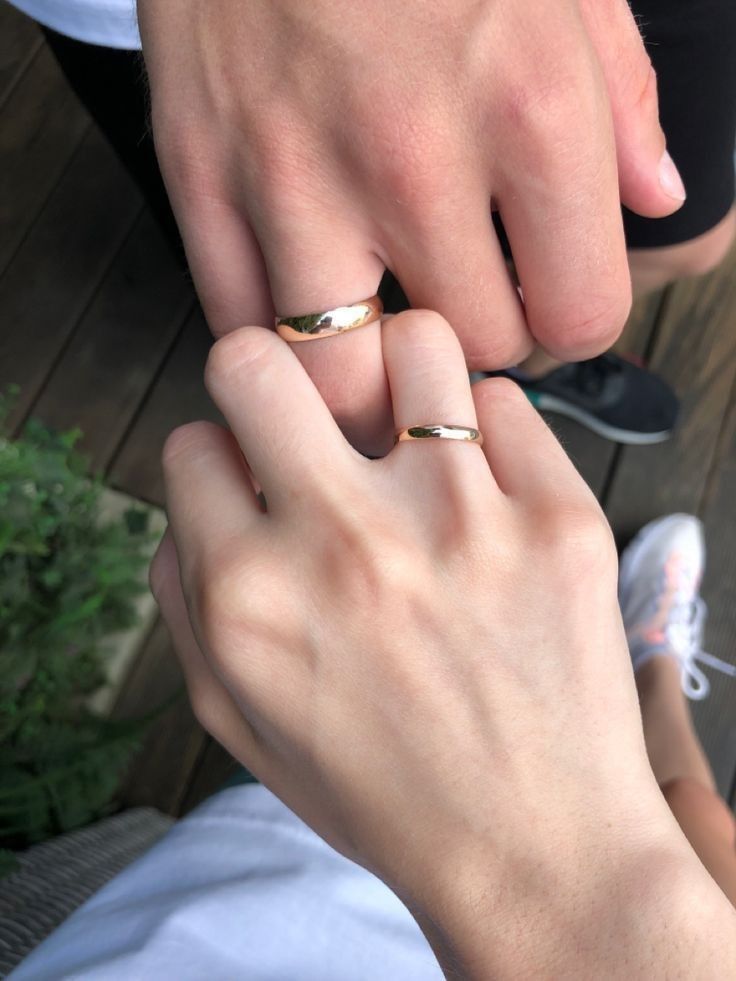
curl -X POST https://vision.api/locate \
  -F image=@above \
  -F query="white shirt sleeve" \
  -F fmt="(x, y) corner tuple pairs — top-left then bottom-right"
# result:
(6, 0), (141, 50)
(11, 784), (442, 981)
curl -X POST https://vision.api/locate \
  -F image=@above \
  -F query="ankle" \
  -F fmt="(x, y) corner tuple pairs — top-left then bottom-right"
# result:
(635, 654), (692, 733)
(635, 656), (717, 792)
(635, 651), (683, 696)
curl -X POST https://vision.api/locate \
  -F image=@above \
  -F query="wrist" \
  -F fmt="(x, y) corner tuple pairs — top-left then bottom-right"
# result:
(403, 815), (734, 978)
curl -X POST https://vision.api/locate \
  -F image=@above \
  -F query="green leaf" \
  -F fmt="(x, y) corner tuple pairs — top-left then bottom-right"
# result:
(0, 387), (154, 850)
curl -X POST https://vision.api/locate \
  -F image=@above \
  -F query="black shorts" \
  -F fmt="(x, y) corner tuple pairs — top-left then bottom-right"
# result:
(623, 0), (736, 248)
(492, 0), (736, 255)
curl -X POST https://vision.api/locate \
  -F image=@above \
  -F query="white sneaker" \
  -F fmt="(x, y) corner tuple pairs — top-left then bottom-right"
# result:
(618, 514), (736, 700)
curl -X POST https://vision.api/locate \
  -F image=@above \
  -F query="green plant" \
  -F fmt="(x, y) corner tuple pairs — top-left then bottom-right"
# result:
(0, 387), (153, 852)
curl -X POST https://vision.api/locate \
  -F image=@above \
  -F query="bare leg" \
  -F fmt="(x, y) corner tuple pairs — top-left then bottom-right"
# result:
(636, 655), (736, 905)
(661, 778), (736, 907)
(635, 655), (715, 790)
(628, 208), (736, 297)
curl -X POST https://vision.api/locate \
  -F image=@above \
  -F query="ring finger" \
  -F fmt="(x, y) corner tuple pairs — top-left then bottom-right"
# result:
(381, 310), (496, 497)
(251, 187), (394, 454)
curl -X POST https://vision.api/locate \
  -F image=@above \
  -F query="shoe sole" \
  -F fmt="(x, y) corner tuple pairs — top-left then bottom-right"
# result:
(529, 393), (673, 445)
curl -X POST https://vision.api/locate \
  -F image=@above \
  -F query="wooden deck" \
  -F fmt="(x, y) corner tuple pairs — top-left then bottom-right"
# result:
(2, 6), (736, 815)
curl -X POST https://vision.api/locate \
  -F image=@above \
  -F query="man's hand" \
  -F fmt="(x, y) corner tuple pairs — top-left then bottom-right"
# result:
(152, 311), (733, 977)
(138, 0), (685, 452)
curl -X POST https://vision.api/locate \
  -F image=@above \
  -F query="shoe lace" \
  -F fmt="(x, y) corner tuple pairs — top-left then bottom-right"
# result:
(666, 595), (736, 700)
(570, 355), (622, 397)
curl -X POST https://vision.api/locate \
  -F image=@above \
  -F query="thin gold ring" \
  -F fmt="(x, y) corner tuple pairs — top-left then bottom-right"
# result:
(276, 295), (382, 342)
(395, 424), (483, 446)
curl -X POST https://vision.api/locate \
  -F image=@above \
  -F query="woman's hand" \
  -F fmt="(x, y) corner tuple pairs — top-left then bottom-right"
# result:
(151, 310), (734, 976)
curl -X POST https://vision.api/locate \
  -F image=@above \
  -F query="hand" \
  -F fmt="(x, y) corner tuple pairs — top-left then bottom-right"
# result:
(138, 0), (685, 452)
(152, 311), (731, 977)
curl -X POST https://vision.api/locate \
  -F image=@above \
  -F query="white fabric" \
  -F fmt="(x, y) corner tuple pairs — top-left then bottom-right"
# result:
(11, 784), (442, 980)
(7, 0), (140, 50)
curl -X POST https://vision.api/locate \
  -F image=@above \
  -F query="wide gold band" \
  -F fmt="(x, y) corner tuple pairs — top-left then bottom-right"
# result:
(276, 295), (383, 342)
(395, 424), (483, 446)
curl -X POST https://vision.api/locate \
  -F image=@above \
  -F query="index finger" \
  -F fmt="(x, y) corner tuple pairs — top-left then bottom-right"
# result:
(204, 326), (361, 510)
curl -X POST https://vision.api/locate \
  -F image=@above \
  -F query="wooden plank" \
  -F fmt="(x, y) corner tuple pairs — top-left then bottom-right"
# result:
(0, 42), (90, 274)
(179, 739), (241, 815)
(544, 290), (665, 499)
(0, 127), (141, 430)
(0, 2), (42, 108)
(109, 310), (232, 813)
(108, 306), (221, 505)
(603, 245), (736, 543)
(28, 208), (194, 471)
(600, 247), (736, 801)
(694, 378), (736, 802)
(113, 619), (208, 815)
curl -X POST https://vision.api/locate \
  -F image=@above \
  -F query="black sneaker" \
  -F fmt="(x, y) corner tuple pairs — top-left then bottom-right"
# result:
(501, 353), (680, 445)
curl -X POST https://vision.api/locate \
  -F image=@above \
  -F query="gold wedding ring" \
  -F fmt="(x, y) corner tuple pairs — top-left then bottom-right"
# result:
(276, 295), (383, 342)
(395, 425), (483, 446)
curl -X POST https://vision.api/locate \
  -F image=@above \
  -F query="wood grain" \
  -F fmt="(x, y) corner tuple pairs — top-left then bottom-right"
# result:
(29, 208), (193, 470)
(113, 618), (208, 815)
(0, 43), (90, 274)
(108, 306), (221, 505)
(179, 740), (241, 815)
(0, 3), (42, 109)
(602, 246), (736, 800)
(604, 246), (736, 542)
(0, 127), (141, 430)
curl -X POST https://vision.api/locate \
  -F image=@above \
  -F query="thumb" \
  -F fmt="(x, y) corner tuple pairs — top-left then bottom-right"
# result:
(581, 0), (686, 218)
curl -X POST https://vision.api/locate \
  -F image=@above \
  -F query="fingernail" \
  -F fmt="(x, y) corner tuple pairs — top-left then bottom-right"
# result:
(658, 150), (686, 202)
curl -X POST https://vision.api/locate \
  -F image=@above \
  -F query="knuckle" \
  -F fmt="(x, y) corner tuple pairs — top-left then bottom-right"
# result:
(151, 115), (221, 201)
(372, 113), (446, 204)
(190, 546), (281, 677)
(499, 73), (583, 156)
(162, 422), (220, 471)
(246, 98), (356, 218)
(365, 536), (419, 597)
(540, 500), (615, 577)
(391, 308), (453, 347)
(462, 324), (533, 371)
(251, 130), (315, 213)
(188, 684), (223, 737)
(205, 326), (276, 388)
(193, 552), (249, 644)
(317, 505), (419, 608)
(623, 61), (659, 119)
(542, 289), (631, 356)
(477, 375), (528, 410)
